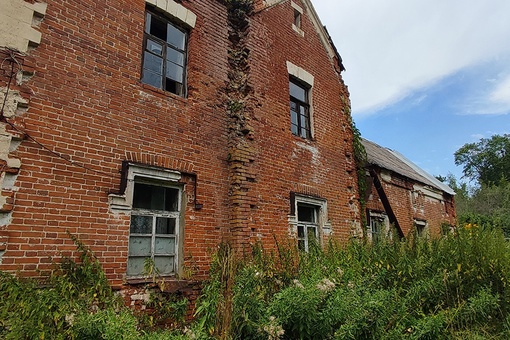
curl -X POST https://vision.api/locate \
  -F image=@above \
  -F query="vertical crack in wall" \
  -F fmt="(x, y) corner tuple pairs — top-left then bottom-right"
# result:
(224, 0), (256, 254)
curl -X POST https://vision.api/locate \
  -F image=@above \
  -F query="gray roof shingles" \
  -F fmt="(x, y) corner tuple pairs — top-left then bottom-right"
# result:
(362, 138), (455, 195)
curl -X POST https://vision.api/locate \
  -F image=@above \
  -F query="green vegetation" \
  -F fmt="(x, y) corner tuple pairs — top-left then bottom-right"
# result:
(193, 228), (510, 339)
(442, 134), (510, 236)
(454, 134), (510, 186)
(2, 228), (510, 339)
(0, 234), (188, 340)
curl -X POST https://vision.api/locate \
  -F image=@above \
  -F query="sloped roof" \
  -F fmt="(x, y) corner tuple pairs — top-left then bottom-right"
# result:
(362, 138), (455, 195)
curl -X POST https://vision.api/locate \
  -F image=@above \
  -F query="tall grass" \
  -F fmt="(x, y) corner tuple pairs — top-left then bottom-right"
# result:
(194, 227), (510, 339)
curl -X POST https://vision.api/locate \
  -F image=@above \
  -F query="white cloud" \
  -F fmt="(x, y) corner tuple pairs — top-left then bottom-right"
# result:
(458, 72), (510, 115)
(312, 0), (510, 116)
(489, 74), (510, 106)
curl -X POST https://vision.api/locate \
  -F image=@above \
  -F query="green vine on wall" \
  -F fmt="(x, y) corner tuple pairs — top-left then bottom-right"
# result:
(345, 102), (367, 227)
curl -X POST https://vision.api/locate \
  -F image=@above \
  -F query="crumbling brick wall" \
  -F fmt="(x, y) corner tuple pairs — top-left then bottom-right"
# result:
(0, 0), (360, 290)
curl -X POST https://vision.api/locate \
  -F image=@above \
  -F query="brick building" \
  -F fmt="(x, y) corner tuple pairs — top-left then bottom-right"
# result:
(0, 0), (361, 295)
(363, 138), (456, 241)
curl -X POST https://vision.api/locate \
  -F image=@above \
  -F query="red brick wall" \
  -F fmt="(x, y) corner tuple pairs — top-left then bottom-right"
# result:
(0, 0), (360, 287)
(366, 169), (456, 237)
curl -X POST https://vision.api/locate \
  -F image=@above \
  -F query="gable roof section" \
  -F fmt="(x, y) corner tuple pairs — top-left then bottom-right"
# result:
(259, 0), (345, 71)
(362, 138), (455, 195)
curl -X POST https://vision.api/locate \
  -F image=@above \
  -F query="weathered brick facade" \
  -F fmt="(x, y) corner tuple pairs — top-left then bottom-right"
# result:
(363, 139), (456, 240)
(0, 0), (360, 293)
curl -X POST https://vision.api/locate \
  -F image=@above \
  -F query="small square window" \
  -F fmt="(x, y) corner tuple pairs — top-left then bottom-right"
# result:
(142, 10), (188, 96)
(289, 79), (311, 139)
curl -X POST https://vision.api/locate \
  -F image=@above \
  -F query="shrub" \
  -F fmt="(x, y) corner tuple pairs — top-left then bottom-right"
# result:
(194, 228), (510, 339)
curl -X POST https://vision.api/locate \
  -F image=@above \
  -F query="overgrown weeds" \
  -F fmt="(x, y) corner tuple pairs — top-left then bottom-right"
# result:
(0, 234), (188, 339)
(2, 227), (510, 339)
(194, 227), (510, 339)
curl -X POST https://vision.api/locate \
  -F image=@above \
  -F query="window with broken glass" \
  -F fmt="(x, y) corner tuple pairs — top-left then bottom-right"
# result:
(370, 215), (385, 243)
(290, 78), (311, 139)
(297, 203), (319, 252)
(142, 10), (187, 96)
(127, 182), (181, 277)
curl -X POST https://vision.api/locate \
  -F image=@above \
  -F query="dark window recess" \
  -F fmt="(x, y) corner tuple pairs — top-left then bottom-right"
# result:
(294, 9), (301, 29)
(290, 79), (311, 139)
(133, 183), (179, 212)
(142, 10), (187, 96)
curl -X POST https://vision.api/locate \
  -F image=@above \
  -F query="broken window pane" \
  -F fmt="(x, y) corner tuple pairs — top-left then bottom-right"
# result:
(156, 217), (176, 234)
(147, 39), (163, 55)
(128, 179), (181, 278)
(149, 14), (167, 41)
(166, 62), (183, 83)
(289, 79), (311, 138)
(142, 10), (188, 96)
(298, 204), (316, 223)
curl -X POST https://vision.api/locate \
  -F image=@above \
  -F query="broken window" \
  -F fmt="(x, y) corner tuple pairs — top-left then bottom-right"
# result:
(290, 78), (311, 139)
(414, 219), (428, 238)
(368, 211), (390, 243)
(297, 203), (319, 252)
(142, 10), (187, 96)
(127, 181), (182, 277)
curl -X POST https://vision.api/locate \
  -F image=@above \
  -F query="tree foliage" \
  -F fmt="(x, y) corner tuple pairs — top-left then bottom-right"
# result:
(454, 134), (510, 186)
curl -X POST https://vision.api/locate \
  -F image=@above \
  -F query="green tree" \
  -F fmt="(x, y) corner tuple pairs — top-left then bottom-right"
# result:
(454, 134), (510, 186)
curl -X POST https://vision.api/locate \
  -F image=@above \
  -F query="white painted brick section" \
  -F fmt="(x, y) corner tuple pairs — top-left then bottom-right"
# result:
(146, 0), (196, 28)
(0, 0), (47, 52)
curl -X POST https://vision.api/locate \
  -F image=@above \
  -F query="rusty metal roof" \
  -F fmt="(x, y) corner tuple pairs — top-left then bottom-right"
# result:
(362, 138), (455, 195)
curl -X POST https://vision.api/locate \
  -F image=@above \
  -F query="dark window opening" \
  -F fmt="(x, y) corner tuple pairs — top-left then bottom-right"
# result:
(142, 10), (187, 96)
(289, 78), (311, 139)
(294, 9), (301, 29)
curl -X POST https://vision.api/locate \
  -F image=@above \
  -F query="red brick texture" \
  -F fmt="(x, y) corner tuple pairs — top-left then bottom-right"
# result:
(366, 169), (456, 237)
(0, 0), (360, 290)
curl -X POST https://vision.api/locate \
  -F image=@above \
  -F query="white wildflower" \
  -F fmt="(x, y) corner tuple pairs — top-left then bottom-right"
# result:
(293, 279), (304, 289)
(263, 316), (285, 340)
(337, 267), (344, 277)
(65, 313), (75, 326)
(316, 278), (335, 293)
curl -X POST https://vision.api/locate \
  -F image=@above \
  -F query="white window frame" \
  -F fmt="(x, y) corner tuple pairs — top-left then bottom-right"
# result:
(291, 1), (304, 36)
(367, 211), (389, 243)
(414, 219), (429, 238)
(128, 180), (182, 278)
(289, 194), (329, 252)
(108, 164), (183, 278)
(287, 61), (314, 139)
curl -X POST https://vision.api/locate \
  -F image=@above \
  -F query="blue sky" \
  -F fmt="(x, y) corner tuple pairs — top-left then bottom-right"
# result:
(312, 0), (510, 181)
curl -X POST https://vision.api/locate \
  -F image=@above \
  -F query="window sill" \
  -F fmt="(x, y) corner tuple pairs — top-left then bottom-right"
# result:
(125, 277), (200, 293)
(140, 82), (188, 104)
